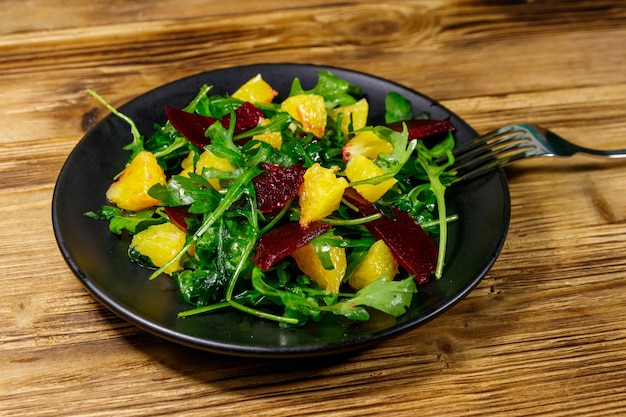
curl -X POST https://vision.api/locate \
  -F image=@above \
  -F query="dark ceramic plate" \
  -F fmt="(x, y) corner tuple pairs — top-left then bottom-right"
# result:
(52, 64), (510, 358)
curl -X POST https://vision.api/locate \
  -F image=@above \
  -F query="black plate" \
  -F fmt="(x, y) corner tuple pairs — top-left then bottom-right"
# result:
(52, 64), (510, 358)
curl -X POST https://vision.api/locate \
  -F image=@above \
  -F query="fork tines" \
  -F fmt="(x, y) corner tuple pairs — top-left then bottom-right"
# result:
(445, 125), (538, 181)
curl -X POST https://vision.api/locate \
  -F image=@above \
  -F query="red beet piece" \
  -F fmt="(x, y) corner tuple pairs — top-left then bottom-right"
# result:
(252, 163), (306, 213)
(252, 221), (331, 270)
(166, 107), (216, 148)
(387, 119), (454, 140)
(164, 205), (191, 232)
(232, 101), (265, 135)
(343, 188), (438, 285)
(165, 102), (265, 149)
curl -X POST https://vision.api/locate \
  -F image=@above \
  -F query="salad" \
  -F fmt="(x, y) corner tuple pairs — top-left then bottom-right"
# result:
(85, 71), (458, 327)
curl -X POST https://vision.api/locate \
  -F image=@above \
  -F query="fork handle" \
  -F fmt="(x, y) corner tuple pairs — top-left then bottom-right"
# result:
(544, 129), (626, 158)
(576, 147), (626, 158)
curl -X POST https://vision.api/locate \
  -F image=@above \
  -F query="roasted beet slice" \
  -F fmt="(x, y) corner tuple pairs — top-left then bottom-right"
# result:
(232, 101), (265, 135)
(164, 205), (191, 232)
(252, 163), (306, 213)
(165, 102), (265, 149)
(387, 119), (454, 140)
(166, 107), (216, 148)
(343, 188), (438, 285)
(252, 221), (331, 270)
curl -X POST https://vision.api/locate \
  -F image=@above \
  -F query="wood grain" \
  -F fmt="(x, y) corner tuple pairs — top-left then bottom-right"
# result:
(2, 0), (626, 415)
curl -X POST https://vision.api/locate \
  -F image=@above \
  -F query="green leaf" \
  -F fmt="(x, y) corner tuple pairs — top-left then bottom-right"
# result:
(84, 206), (164, 235)
(204, 121), (245, 168)
(384, 92), (413, 123)
(290, 71), (363, 108)
(394, 183), (436, 225)
(250, 267), (323, 326)
(428, 131), (456, 159)
(173, 268), (223, 305)
(149, 173), (221, 214)
(309, 232), (349, 270)
(234, 112), (292, 141)
(371, 125), (417, 176)
(414, 133), (456, 278)
(336, 277), (417, 317)
(87, 89), (144, 160)
(179, 84), (213, 118)
(343, 246), (370, 284)
(207, 96), (244, 118)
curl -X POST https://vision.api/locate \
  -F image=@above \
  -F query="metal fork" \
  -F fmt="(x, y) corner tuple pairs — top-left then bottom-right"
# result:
(445, 123), (626, 181)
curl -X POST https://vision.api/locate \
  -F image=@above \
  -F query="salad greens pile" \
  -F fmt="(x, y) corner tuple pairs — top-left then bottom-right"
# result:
(86, 71), (458, 327)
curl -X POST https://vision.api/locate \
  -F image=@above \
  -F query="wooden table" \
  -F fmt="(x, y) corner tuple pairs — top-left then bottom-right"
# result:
(2, 1), (626, 415)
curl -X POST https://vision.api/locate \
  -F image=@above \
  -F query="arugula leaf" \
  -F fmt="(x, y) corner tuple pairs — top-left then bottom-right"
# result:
(204, 95), (244, 118)
(330, 277), (417, 318)
(174, 268), (225, 306)
(289, 71), (363, 108)
(216, 218), (257, 280)
(204, 120), (245, 168)
(394, 183), (437, 225)
(177, 216), (257, 305)
(385, 92), (413, 124)
(413, 132), (455, 278)
(234, 112), (292, 141)
(247, 267), (416, 326)
(250, 268), (321, 325)
(149, 173), (222, 214)
(84, 206), (164, 235)
(145, 129), (190, 165)
(373, 125), (417, 170)
(427, 131), (456, 160)
(177, 84), (213, 119)
(309, 231), (350, 270)
(87, 89), (144, 161)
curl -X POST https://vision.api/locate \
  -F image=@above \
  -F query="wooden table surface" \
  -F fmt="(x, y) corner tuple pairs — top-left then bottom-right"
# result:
(2, 1), (626, 415)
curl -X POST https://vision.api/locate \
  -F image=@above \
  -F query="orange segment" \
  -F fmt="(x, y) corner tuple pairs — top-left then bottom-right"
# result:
(342, 130), (394, 161)
(298, 163), (348, 227)
(130, 222), (187, 275)
(252, 119), (282, 150)
(231, 74), (278, 104)
(348, 240), (399, 290)
(329, 98), (369, 137)
(292, 243), (346, 294)
(280, 94), (327, 137)
(106, 150), (166, 212)
(178, 151), (195, 177)
(194, 150), (232, 190)
(345, 154), (397, 202)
